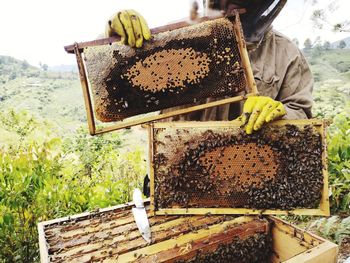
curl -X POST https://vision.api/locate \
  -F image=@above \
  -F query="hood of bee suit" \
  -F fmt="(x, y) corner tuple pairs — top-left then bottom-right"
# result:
(207, 0), (287, 43)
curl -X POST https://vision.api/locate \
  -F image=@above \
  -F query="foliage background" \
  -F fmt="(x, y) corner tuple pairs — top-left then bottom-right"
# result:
(0, 109), (147, 262)
(0, 43), (350, 261)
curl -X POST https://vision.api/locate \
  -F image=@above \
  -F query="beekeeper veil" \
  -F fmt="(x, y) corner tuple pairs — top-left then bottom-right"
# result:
(207, 0), (287, 43)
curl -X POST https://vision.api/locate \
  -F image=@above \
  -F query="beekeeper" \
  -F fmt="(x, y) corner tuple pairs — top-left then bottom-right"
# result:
(105, 0), (313, 134)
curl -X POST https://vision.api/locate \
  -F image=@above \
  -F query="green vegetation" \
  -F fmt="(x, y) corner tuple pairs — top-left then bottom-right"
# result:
(327, 108), (350, 213)
(0, 56), (85, 135)
(306, 48), (350, 215)
(309, 216), (350, 245)
(0, 45), (350, 261)
(308, 49), (350, 119)
(0, 110), (146, 262)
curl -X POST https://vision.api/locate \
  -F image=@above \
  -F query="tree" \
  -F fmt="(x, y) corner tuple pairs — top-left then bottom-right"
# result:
(310, 0), (350, 32)
(323, 41), (331, 50)
(21, 60), (29, 70)
(338, 40), (346, 49)
(9, 72), (17, 80)
(303, 38), (312, 51)
(313, 36), (322, 47)
(42, 64), (48, 71)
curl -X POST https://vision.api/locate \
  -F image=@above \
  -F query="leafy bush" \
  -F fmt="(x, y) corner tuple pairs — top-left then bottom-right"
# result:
(312, 81), (350, 119)
(0, 110), (146, 262)
(308, 216), (350, 244)
(9, 72), (17, 80)
(327, 106), (350, 213)
(0, 135), (62, 262)
(335, 61), (350, 73)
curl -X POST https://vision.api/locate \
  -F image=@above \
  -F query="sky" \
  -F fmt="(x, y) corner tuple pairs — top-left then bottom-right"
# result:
(0, 0), (349, 67)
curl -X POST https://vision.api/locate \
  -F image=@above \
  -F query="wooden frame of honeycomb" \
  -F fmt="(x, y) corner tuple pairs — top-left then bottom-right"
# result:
(64, 12), (258, 135)
(148, 119), (330, 216)
(38, 201), (338, 262)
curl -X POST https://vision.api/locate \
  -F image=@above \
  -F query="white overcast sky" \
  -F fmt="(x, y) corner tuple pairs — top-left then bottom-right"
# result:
(0, 0), (349, 67)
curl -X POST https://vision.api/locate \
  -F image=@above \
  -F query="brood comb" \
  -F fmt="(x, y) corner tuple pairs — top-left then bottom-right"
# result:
(148, 120), (330, 216)
(65, 14), (257, 134)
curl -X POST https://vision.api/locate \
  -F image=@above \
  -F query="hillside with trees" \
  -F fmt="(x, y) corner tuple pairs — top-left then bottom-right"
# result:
(0, 56), (85, 135)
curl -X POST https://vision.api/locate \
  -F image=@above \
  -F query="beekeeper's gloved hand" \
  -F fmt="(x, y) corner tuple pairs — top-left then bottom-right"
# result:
(105, 10), (151, 48)
(237, 96), (286, 134)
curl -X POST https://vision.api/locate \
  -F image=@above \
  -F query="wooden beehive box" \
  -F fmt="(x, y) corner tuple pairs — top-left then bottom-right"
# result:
(38, 202), (338, 263)
(38, 201), (271, 262)
(269, 216), (338, 263)
(148, 119), (330, 216)
(64, 14), (257, 134)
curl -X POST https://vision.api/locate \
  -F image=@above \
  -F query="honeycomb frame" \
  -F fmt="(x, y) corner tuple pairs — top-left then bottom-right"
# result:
(38, 201), (271, 263)
(65, 13), (257, 135)
(148, 119), (330, 216)
(38, 202), (338, 262)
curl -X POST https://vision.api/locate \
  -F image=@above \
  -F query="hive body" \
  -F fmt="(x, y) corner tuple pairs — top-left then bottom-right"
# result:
(40, 203), (270, 262)
(38, 203), (338, 262)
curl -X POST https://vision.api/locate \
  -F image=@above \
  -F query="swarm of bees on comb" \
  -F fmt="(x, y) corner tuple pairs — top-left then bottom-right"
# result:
(153, 124), (324, 211)
(43, 200), (271, 263)
(175, 233), (272, 263)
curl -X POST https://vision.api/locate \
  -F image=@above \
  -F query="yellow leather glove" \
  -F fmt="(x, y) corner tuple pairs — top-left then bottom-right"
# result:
(105, 10), (151, 48)
(237, 96), (286, 134)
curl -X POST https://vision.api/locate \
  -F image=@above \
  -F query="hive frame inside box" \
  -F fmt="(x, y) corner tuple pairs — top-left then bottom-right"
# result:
(37, 201), (338, 263)
(148, 119), (330, 216)
(38, 200), (269, 262)
(64, 12), (258, 135)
